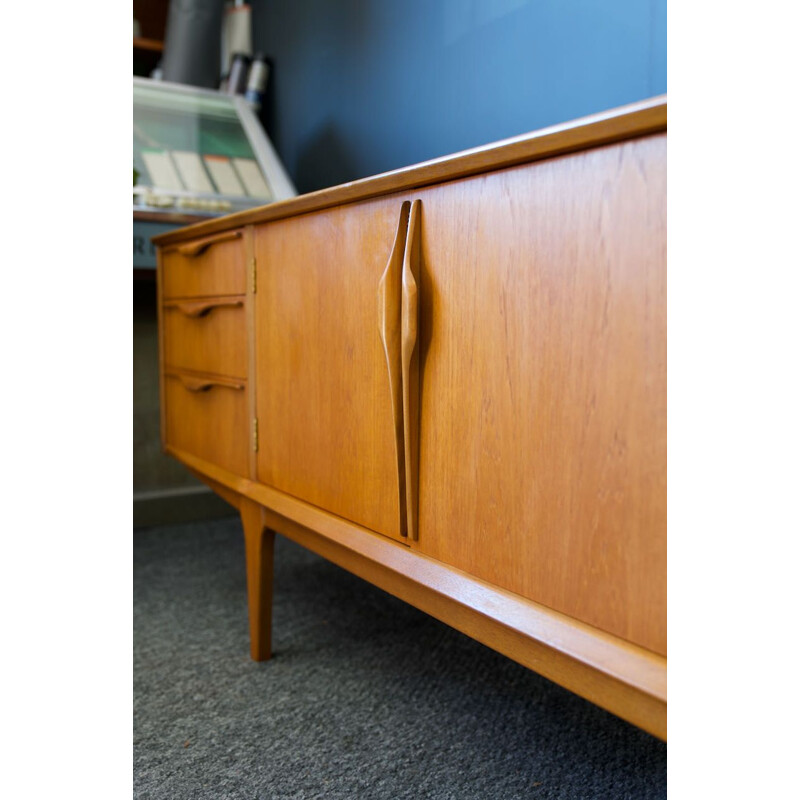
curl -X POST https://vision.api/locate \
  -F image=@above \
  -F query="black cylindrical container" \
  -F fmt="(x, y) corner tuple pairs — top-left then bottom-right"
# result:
(161, 0), (223, 89)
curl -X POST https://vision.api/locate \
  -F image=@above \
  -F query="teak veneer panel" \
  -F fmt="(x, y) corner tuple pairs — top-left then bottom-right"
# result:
(152, 96), (666, 248)
(414, 134), (666, 656)
(254, 198), (413, 543)
(163, 297), (247, 378)
(161, 230), (247, 299)
(164, 372), (249, 477)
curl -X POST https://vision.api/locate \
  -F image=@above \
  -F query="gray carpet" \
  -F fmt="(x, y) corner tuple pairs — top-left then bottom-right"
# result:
(134, 517), (667, 799)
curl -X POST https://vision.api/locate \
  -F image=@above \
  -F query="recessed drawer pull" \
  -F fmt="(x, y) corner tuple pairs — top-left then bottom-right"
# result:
(175, 374), (245, 392)
(167, 298), (244, 318)
(177, 229), (243, 258)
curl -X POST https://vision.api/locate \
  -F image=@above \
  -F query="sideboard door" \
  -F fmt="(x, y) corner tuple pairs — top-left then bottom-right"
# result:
(414, 134), (667, 656)
(254, 196), (415, 543)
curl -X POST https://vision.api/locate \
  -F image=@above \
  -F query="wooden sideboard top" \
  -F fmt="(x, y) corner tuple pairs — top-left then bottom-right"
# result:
(153, 94), (666, 248)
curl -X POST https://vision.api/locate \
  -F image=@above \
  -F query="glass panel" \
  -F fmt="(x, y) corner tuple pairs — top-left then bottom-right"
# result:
(133, 80), (274, 214)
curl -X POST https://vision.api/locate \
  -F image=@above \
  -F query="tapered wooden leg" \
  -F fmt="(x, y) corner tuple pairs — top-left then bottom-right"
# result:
(240, 498), (275, 661)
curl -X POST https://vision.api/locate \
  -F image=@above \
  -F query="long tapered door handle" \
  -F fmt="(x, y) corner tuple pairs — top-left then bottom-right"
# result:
(378, 201), (411, 538)
(401, 200), (422, 541)
(176, 229), (242, 257)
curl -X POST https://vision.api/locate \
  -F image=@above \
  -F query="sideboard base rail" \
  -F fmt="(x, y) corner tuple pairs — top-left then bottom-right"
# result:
(171, 445), (667, 740)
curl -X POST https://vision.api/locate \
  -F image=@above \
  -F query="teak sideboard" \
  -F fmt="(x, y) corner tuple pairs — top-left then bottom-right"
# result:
(153, 96), (667, 740)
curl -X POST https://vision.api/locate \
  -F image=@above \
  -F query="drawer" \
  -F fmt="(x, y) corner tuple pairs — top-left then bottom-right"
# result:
(164, 371), (249, 476)
(163, 297), (247, 378)
(162, 229), (247, 298)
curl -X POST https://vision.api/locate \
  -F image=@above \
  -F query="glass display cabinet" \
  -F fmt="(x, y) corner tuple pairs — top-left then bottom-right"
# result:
(134, 76), (295, 217)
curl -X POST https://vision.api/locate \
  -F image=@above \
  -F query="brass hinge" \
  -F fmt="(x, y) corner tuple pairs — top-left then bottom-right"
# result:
(252, 417), (259, 452)
(250, 257), (257, 294)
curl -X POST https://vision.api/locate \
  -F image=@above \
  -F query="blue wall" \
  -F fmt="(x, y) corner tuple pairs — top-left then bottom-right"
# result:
(252, 0), (666, 194)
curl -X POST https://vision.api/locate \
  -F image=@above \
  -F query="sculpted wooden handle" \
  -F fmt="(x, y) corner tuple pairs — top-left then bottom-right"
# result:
(167, 298), (244, 318)
(175, 374), (244, 392)
(176, 229), (242, 257)
(378, 201), (411, 538)
(401, 200), (422, 541)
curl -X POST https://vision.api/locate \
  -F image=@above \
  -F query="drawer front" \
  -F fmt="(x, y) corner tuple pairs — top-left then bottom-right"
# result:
(163, 298), (247, 378)
(162, 229), (247, 298)
(164, 372), (248, 476)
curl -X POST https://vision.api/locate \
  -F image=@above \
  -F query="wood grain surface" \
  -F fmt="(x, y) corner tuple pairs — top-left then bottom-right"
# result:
(240, 498), (275, 661)
(164, 371), (249, 477)
(165, 445), (666, 740)
(153, 96), (666, 248)
(161, 230), (246, 299)
(413, 134), (667, 655)
(163, 297), (247, 378)
(156, 247), (167, 451)
(155, 98), (668, 738)
(254, 197), (420, 544)
(245, 226), (258, 480)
